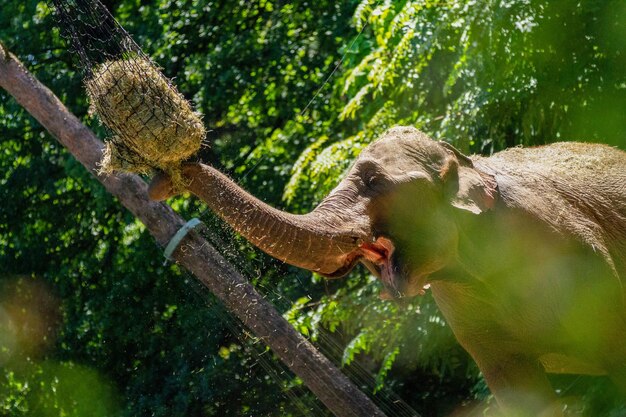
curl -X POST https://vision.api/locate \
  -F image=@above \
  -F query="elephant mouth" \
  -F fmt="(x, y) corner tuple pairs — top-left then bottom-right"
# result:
(358, 237), (406, 299)
(318, 236), (400, 294)
(319, 235), (427, 299)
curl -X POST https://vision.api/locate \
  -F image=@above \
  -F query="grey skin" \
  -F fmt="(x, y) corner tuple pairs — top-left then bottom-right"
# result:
(150, 126), (626, 416)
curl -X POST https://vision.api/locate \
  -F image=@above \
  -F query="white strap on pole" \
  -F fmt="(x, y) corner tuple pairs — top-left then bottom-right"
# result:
(164, 218), (203, 260)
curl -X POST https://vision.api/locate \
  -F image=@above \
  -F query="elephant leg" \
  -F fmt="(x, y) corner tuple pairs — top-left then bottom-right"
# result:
(431, 282), (562, 415)
(471, 350), (563, 417)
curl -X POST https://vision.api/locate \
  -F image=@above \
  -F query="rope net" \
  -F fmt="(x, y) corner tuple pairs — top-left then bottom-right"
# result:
(50, 0), (206, 180)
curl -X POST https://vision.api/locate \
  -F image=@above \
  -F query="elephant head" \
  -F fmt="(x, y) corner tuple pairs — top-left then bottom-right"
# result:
(149, 127), (498, 298)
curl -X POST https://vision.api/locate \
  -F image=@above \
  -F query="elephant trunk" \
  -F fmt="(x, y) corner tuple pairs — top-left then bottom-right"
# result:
(152, 163), (368, 276)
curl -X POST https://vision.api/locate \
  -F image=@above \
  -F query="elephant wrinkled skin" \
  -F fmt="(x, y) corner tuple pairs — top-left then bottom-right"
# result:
(150, 126), (626, 415)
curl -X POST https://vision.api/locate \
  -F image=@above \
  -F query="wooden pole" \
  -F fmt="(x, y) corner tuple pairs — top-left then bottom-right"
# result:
(0, 45), (387, 417)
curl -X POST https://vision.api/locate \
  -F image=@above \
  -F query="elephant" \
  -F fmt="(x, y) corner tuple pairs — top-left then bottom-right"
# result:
(149, 126), (626, 416)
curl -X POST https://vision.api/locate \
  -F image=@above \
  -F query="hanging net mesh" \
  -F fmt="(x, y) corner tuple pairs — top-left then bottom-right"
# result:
(50, 0), (206, 181)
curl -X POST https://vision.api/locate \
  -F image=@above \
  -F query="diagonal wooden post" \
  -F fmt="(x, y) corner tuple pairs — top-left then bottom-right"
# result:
(0, 45), (387, 417)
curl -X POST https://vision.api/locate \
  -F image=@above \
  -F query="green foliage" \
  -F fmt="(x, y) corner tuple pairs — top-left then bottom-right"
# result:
(335, 0), (626, 151)
(1, 360), (119, 417)
(2, 0), (625, 416)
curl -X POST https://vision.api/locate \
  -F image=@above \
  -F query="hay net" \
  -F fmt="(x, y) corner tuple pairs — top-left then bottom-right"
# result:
(49, 0), (206, 178)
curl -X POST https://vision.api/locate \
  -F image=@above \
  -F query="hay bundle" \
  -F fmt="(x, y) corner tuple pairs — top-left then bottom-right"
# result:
(85, 57), (205, 178)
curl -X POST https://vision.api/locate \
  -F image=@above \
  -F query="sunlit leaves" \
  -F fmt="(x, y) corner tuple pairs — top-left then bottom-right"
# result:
(340, 84), (372, 120)
(283, 134), (329, 204)
(0, 361), (119, 416)
(342, 330), (370, 365)
(374, 347), (399, 393)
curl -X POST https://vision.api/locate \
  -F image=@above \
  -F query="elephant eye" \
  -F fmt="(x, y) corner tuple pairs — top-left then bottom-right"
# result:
(357, 160), (387, 190)
(362, 170), (380, 188)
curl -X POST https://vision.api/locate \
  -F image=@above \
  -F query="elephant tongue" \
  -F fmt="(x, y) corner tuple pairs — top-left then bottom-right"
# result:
(359, 237), (401, 298)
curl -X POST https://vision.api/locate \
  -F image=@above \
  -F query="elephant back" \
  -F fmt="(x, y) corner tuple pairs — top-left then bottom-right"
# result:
(477, 142), (626, 294)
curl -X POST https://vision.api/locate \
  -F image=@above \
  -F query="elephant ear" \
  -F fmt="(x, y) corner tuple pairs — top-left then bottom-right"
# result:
(439, 142), (498, 214)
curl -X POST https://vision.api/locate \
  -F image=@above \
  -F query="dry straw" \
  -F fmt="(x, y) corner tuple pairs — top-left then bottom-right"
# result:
(85, 57), (205, 184)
